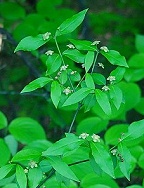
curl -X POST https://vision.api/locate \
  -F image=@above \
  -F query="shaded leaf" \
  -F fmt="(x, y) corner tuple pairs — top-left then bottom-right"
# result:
(135, 34), (144, 53)
(63, 49), (85, 63)
(0, 111), (7, 130)
(0, 164), (15, 180)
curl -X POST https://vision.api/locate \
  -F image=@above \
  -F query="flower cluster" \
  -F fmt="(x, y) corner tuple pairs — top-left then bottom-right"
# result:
(79, 133), (101, 142)
(100, 46), (109, 52)
(43, 32), (51, 40)
(111, 149), (117, 156)
(102, 85), (110, 91)
(91, 40), (100, 45)
(29, 161), (38, 169)
(63, 87), (73, 95)
(70, 71), (77, 75)
(107, 76), (116, 83)
(67, 44), (75, 49)
(60, 65), (69, 71)
(45, 50), (54, 56)
(98, 62), (104, 69)
(24, 168), (29, 174)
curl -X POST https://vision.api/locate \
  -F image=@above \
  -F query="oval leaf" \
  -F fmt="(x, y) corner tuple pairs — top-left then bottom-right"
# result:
(51, 81), (61, 108)
(85, 51), (95, 72)
(69, 39), (96, 51)
(21, 77), (52, 93)
(85, 73), (95, 89)
(55, 9), (88, 36)
(16, 165), (27, 188)
(63, 49), (85, 63)
(28, 168), (43, 188)
(95, 89), (111, 115)
(101, 50), (128, 67)
(92, 73), (106, 85)
(63, 88), (92, 107)
(9, 117), (46, 144)
(14, 34), (51, 52)
(90, 142), (115, 178)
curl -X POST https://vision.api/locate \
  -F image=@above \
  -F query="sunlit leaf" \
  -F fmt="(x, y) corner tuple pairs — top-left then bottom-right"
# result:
(51, 81), (61, 108)
(16, 165), (27, 188)
(69, 39), (96, 51)
(85, 51), (95, 72)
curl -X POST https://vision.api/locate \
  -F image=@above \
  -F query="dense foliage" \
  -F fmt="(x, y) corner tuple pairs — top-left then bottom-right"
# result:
(0, 0), (144, 188)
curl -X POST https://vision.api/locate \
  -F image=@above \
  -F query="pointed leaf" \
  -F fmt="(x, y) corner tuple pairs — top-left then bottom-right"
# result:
(47, 156), (79, 182)
(51, 81), (61, 108)
(101, 50), (128, 67)
(63, 49), (85, 63)
(110, 67), (126, 83)
(95, 89), (111, 115)
(21, 77), (52, 93)
(69, 39), (96, 51)
(42, 133), (83, 156)
(85, 73), (95, 89)
(46, 54), (62, 75)
(55, 9), (88, 36)
(0, 164), (15, 180)
(122, 119), (144, 143)
(92, 73), (106, 85)
(118, 143), (132, 180)
(91, 142), (115, 178)
(85, 51), (95, 72)
(63, 88), (92, 107)
(83, 94), (97, 112)
(14, 34), (51, 52)
(109, 85), (123, 109)
(28, 168), (43, 188)
(16, 165), (27, 188)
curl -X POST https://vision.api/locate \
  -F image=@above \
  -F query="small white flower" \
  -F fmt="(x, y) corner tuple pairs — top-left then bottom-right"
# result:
(91, 134), (100, 142)
(57, 71), (62, 76)
(107, 76), (116, 83)
(60, 65), (69, 71)
(45, 50), (54, 56)
(79, 133), (89, 139)
(102, 85), (110, 91)
(100, 46), (109, 52)
(111, 149), (117, 156)
(70, 71), (77, 75)
(91, 41), (100, 45)
(98, 62), (104, 69)
(24, 168), (29, 174)
(81, 64), (85, 68)
(67, 44), (75, 49)
(29, 161), (38, 169)
(43, 32), (51, 40)
(55, 76), (58, 79)
(63, 87), (72, 95)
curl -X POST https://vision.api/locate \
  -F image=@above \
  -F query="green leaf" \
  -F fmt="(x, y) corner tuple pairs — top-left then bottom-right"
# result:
(118, 143), (132, 180)
(135, 98), (144, 115)
(128, 53), (144, 68)
(28, 168), (43, 188)
(110, 67), (126, 83)
(135, 34), (144, 53)
(0, 164), (15, 180)
(47, 156), (79, 182)
(21, 77), (52, 93)
(0, 138), (11, 166)
(124, 68), (144, 82)
(63, 49), (85, 63)
(122, 119), (144, 143)
(76, 117), (108, 135)
(104, 124), (128, 145)
(55, 9), (88, 36)
(0, 111), (7, 130)
(83, 94), (97, 112)
(46, 54), (62, 75)
(42, 133), (82, 156)
(4, 135), (18, 156)
(90, 142), (115, 178)
(16, 165), (27, 188)
(89, 155), (103, 176)
(9, 117), (46, 144)
(138, 153), (144, 169)
(51, 81), (61, 108)
(85, 51), (95, 72)
(58, 71), (68, 85)
(69, 39), (96, 51)
(12, 149), (41, 163)
(85, 74), (95, 89)
(95, 89), (111, 115)
(14, 34), (51, 52)
(109, 85), (123, 109)
(63, 88), (92, 107)
(92, 73), (106, 85)
(101, 50), (128, 67)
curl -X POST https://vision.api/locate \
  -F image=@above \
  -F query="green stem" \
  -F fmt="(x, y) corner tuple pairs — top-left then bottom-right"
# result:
(75, 73), (86, 90)
(91, 51), (99, 74)
(68, 103), (82, 133)
(54, 36), (75, 91)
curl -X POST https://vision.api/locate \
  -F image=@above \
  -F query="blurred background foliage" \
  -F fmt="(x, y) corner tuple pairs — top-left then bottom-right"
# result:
(0, 0), (144, 187)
